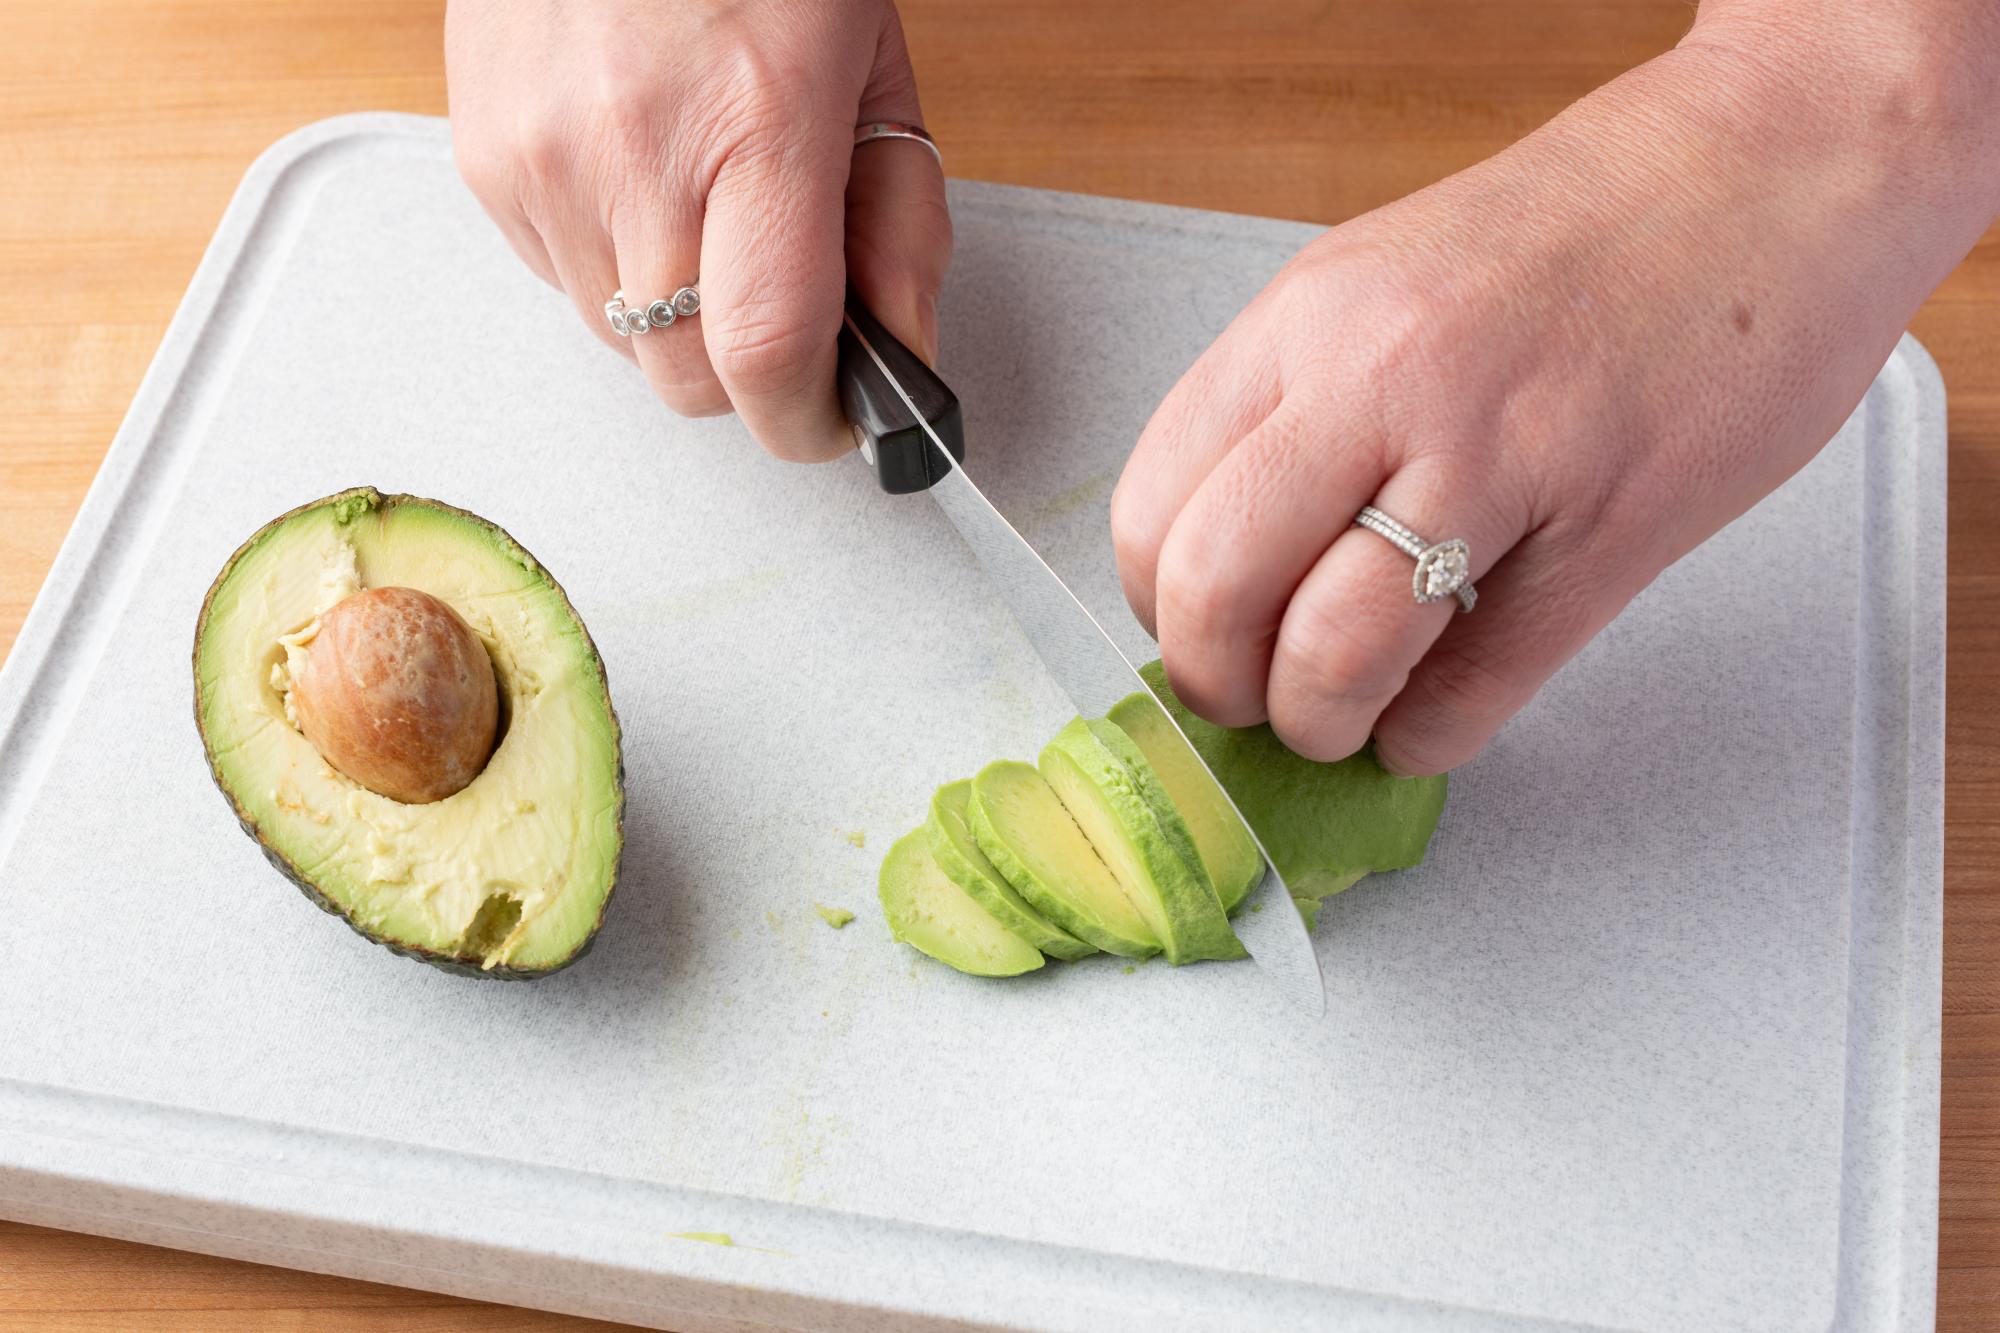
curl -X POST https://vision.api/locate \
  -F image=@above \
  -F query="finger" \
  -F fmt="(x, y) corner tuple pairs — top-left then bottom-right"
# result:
(492, 208), (560, 290)
(699, 133), (851, 462)
(613, 193), (730, 417)
(1149, 397), (1389, 727)
(452, 148), (561, 289)
(1108, 336), (1283, 637)
(845, 140), (951, 366)
(846, 11), (951, 364)
(1369, 522), (1640, 776)
(540, 204), (637, 364)
(1264, 459), (1527, 762)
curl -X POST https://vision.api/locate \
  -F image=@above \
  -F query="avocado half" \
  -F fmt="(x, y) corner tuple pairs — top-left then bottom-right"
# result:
(193, 487), (624, 979)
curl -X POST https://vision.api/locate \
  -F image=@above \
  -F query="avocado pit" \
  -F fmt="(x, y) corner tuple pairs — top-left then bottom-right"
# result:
(289, 586), (498, 804)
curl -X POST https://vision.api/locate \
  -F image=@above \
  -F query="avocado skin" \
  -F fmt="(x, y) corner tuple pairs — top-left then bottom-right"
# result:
(1136, 660), (1444, 895)
(192, 486), (624, 981)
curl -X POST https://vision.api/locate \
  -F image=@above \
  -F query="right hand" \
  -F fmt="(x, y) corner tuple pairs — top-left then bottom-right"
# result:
(445, 0), (952, 461)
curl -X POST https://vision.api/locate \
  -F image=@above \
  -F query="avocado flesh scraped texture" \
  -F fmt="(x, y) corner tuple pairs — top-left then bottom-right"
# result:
(193, 487), (623, 978)
(879, 663), (1447, 978)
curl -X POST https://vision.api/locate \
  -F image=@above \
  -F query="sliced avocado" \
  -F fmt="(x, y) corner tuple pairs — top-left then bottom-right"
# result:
(1138, 660), (1445, 904)
(1107, 693), (1263, 915)
(1083, 718), (1212, 902)
(1040, 719), (1243, 965)
(927, 781), (1096, 962)
(967, 761), (1160, 959)
(193, 487), (623, 978)
(879, 828), (1045, 977)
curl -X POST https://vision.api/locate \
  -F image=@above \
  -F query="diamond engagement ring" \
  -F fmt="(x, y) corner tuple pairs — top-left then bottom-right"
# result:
(604, 285), (700, 337)
(1353, 506), (1478, 612)
(854, 121), (943, 169)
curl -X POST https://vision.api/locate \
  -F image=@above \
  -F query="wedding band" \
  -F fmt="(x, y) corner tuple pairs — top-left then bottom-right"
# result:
(604, 285), (699, 337)
(1353, 506), (1478, 612)
(854, 121), (943, 169)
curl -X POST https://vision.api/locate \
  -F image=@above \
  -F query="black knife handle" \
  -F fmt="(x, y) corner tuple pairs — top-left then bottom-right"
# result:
(836, 290), (964, 494)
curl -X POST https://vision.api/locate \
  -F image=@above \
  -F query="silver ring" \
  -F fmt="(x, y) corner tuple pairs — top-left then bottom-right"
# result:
(854, 121), (943, 169)
(1353, 506), (1477, 612)
(604, 285), (699, 337)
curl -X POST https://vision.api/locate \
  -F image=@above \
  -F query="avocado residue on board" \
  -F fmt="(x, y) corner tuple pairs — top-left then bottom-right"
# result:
(814, 903), (855, 929)
(669, 1230), (790, 1257)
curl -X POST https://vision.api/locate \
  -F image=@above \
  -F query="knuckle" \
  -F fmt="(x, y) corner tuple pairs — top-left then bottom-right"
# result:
(1159, 651), (1263, 731)
(586, 57), (666, 150)
(1268, 701), (1370, 765)
(1153, 531), (1239, 651)
(516, 113), (578, 185)
(710, 303), (831, 399)
(452, 141), (511, 203)
(1108, 479), (1165, 592)
(1405, 641), (1523, 728)
(1278, 610), (1407, 716)
(1153, 555), (1270, 728)
(1372, 690), (1483, 776)
(848, 191), (953, 282)
(705, 44), (813, 157)
(639, 360), (730, 417)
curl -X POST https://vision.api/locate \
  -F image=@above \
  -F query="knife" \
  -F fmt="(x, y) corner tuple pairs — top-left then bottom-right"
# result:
(836, 293), (1326, 1013)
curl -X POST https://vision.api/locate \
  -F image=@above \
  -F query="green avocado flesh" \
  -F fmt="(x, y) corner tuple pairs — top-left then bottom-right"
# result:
(1040, 719), (1243, 965)
(1139, 661), (1446, 899)
(1106, 693), (1262, 914)
(879, 661), (1448, 979)
(927, 781), (1096, 961)
(967, 761), (1161, 958)
(193, 487), (623, 978)
(878, 829), (1045, 977)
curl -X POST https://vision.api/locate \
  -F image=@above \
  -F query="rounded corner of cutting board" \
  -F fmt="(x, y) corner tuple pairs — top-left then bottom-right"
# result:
(1883, 332), (1947, 420)
(240, 112), (450, 193)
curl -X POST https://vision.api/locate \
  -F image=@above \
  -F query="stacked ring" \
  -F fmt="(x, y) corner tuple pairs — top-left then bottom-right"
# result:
(854, 121), (943, 168)
(602, 121), (936, 340)
(1352, 506), (1478, 612)
(604, 285), (700, 337)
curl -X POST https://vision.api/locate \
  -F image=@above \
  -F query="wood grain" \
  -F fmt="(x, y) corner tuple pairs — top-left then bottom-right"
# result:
(1, 1), (1992, 1328)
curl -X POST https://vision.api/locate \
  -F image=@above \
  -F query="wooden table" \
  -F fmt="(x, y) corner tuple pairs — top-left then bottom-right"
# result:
(1, 2), (1992, 1328)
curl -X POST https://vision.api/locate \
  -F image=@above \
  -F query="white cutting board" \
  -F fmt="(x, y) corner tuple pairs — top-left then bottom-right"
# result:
(0, 114), (1942, 1333)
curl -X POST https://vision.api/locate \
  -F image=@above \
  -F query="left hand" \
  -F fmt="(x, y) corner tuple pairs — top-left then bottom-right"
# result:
(1110, 10), (1998, 775)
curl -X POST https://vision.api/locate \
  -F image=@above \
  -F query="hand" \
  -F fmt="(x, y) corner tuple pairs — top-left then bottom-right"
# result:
(446, 0), (951, 460)
(1111, 8), (1998, 775)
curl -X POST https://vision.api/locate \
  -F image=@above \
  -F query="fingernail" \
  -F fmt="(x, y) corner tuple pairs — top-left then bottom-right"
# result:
(1373, 743), (1415, 778)
(916, 291), (940, 366)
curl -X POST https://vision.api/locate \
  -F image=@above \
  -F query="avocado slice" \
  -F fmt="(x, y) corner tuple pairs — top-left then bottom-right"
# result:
(1138, 660), (1446, 903)
(1040, 719), (1244, 964)
(1106, 693), (1262, 914)
(193, 487), (623, 978)
(879, 828), (1045, 977)
(927, 781), (1097, 962)
(967, 761), (1160, 958)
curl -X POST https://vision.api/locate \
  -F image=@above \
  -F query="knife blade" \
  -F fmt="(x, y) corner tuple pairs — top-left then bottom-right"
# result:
(836, 294), (1325, 1013)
